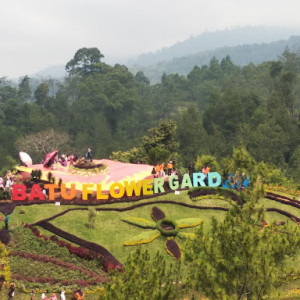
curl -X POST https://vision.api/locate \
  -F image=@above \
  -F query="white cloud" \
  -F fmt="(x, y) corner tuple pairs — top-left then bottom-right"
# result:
(1, 0), (300, 78)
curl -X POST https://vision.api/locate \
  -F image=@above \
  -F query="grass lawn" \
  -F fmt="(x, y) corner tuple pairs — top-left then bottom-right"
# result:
(1, 189), (299, 299)
(49, 199), (227, 263)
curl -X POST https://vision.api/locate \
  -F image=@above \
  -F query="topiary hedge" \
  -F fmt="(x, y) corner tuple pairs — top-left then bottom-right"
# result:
(156, 219), (179, 237)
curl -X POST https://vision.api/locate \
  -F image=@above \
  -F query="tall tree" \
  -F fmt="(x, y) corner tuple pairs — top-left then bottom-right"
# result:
(18, 75), (31, 101)
(65, 47), (104, 76)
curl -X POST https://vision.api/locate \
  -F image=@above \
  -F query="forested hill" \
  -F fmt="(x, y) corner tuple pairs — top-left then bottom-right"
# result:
(129, 35), (300, 83)
(130, 27), (299, 66)
(1, 47), (300, 184)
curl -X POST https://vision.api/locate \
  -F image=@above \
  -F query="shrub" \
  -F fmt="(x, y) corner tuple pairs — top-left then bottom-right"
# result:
(151, 206), (166, 221)
(121, 217), (156, 229)
(88, 207), (97, 229)
(165, 239), (181, 260)
(156, 219), (179, 237)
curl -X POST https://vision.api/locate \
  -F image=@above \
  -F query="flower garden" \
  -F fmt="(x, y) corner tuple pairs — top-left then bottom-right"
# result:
(0, 184), (299, 299)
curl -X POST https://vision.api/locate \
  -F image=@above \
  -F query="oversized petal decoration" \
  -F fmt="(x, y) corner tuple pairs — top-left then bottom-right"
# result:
(177, 232), (196, 239)
(165, 239), (181, 260)
(176, 218), (202, 229)
(123, 229), (161, 246)
(122, 217), (156, 229)
(151, 206), (166, 221)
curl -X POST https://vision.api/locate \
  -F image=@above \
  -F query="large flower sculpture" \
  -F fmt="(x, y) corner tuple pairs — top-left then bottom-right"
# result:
(122, 206), (202, 260)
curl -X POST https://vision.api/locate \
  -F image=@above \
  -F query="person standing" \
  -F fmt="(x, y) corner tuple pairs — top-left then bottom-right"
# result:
(30, 289), (35, 300)
(41, 291), (47, 300)
(86, 147), (92, 161)
(60, 290), (66, 300)
(8, 283), (15, 300)
(49, 293), (57, 300)
(167, 161), (173, 176)
(4, 214), (9, 230)
(75, 289), (84, 300)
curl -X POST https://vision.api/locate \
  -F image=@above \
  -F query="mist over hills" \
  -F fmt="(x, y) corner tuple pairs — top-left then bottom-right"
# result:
(129, 35), (300, 83)
(128, 26), (300, 66)
(30, 26), (300, 84)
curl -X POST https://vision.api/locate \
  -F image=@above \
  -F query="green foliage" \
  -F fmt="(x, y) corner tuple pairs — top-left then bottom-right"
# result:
(31, 169), (42, 181)
(252, 161), (287, 185)
(176, 218), (202, 229)
(232, 145), (255, 174)
(220, 157), (235, 177)
(47, 171), (53, 183)
(110, 147), (145, 163)
(123, 230), (161, 246)
(184, 180), (300, 300)
(142, 120), (179, 154)
(0, 47), (300, 187)
(0, 189), (10, 200)
(66, 47), (104, 76)
(147, 147), (170, 165)
(0, 155), (17, 176)
(156, 219), (179, 237)
(0, 242), (11, 282)
(88, 207), (97, 229)
(195, 154), (219, 172)
(99, 249), (183, 300)
(121, 217), (156, 229)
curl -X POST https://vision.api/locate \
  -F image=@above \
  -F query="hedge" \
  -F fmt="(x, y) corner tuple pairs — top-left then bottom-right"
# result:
(123, 230), (161, 246)
(121, 217), (156, 229)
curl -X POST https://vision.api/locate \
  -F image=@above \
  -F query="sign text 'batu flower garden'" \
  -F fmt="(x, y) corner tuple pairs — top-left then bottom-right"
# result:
(12, 172), (222, 201)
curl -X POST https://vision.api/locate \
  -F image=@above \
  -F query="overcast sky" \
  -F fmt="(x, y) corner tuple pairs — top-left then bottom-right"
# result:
(1, 0), (300, 79)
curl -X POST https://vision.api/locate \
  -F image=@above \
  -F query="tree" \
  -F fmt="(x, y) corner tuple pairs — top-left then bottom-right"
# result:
(232, 145), (255, 175)
(65, 47), (104, 76)
(195, 154), (219, 172)
(100, 248), (182, 300)
(34, 82), (49, 106)
(142, 120), (178, 154)
(135, 71), (150, 85)
(142, 120), (179, 165)
(15, 129), (69, 162)
(88, 207), (97, 229)
(18, 75), (31, 101)
(176, 105), (209, 164)
(184, 179), (300, 299)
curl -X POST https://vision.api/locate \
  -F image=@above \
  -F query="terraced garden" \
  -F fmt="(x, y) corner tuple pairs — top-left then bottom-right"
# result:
(0, 186), (299, 299)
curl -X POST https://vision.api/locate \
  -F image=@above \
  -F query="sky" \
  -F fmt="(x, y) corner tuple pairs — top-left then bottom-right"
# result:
(1, 0), (300, 79)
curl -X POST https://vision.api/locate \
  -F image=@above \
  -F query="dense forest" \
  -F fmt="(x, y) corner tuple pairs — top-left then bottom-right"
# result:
(1, 47), (300, 182)
(129, 36), (300, 83)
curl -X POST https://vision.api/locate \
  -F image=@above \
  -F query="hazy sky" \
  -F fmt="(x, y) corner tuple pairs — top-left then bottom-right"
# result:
(1, 0), (300, 78)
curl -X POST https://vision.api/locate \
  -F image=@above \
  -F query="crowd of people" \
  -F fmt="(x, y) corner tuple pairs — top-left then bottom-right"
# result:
(222, 171), (250, 190)
(0, 170), (15, 193)
(152, 160), (177, 178)
(7, 286), (84, 299)
(43, 147), (93, 169)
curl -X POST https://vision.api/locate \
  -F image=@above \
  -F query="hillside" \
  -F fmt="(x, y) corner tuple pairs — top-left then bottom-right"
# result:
(129, 26), (300, 66)
(129, 35), (300, 83)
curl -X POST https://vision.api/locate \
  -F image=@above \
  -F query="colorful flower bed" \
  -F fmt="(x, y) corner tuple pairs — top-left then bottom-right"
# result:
(122, 206), (201, 260)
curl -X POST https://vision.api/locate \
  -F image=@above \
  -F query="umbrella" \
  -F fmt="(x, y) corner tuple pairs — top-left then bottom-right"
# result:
(19, 151), (33, 167)
(43, 150), (58, 167)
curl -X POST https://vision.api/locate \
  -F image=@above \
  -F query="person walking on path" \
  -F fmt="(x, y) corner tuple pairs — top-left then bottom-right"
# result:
(4, 214), (9, 230)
